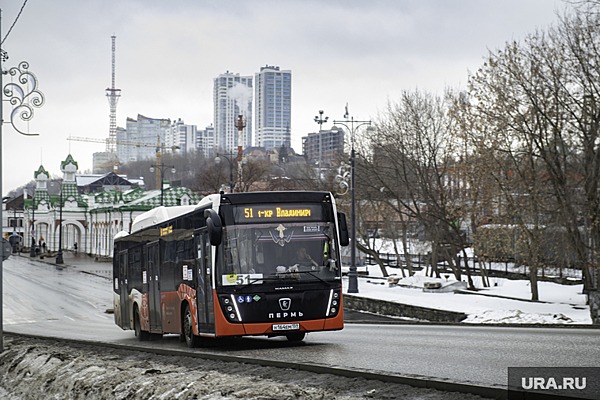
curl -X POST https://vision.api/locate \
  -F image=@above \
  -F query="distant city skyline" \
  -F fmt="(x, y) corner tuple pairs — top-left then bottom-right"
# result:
(0, 0), (567, 193)
(91, 65), (292, 168)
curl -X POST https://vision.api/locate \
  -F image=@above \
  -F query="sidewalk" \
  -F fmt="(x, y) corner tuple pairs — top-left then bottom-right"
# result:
(18, 251), (113, 280)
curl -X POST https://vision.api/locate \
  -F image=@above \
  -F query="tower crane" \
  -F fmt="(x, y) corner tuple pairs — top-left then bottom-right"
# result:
(67, 136), (179, 188)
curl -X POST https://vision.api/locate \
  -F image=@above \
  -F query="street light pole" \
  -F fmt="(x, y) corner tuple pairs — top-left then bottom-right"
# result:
(314, 110), (328, 179)
(150, 163), (176, 206)
(56, 190), (64, 265)
(29, 196), (36, 257)
(215, 153), (236, 192)
(334, 109), (371, 294)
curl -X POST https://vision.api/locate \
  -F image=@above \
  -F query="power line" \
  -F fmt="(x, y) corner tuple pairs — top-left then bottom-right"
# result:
(1, 0), (29, 45)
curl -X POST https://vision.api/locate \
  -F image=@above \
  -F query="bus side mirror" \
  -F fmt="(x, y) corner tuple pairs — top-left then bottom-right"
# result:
(337, 212), (350, 246)
(204, 209), (223, 246)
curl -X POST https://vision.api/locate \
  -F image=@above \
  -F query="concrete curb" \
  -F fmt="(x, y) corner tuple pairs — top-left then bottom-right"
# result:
(344, 294), (468, 323)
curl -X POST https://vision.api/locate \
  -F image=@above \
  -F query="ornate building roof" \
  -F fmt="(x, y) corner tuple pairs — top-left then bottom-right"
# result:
(33, 165), (49, 180)
(126, 186), (199, 208)
(27, 156), (201, 214)
(60, 154), (78, 171)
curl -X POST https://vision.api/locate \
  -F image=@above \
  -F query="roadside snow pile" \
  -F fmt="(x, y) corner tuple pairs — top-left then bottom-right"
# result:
(346, 265), (592, 324)
(462, 310), (574, 324)
(0, 335), (487, 400)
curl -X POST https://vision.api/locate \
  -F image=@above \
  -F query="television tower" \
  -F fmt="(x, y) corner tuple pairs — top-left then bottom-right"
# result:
(105, 35), (121, 153)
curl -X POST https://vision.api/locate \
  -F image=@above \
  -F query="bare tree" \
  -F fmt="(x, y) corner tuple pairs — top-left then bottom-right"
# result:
(361, 90), (475, 287)
(464, 7), (600, 303)
(237, 159), (271, 192)
(193, 160), (227, 194)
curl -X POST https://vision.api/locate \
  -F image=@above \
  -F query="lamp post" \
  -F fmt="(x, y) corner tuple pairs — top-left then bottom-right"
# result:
(314, 110), (328, 177)
(29, 195), (36, 257)
(215, 153), (236, 192)
(56, 190), (64, 265)
(334, 108), (371, 294)
(0, 10), (46, 352)
(149, 163), (176, 206)
(5, 198), (18, 254)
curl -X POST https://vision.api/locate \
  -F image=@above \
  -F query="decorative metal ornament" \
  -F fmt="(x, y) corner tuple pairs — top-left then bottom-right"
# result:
(3, 61), (44, 136)
(335, 163), (350, 196)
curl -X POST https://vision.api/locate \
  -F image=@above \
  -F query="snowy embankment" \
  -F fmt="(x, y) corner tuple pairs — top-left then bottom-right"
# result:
(0, 335), (486, 400)
(343, 264), (591, 325)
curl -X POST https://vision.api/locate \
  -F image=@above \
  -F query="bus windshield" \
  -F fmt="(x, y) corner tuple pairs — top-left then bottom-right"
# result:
(218, 221), (341, 286)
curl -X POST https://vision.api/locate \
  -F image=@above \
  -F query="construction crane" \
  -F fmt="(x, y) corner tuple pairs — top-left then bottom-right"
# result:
(105, 35), (121, 153)
(67, 135), (174, 150)
(67, 136), (179, 188)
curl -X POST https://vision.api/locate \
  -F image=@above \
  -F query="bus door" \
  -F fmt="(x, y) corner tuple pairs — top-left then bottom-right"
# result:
(117, 250), (129, 329)
(195, 229), (215, 333)
(146, 240), (162, 332)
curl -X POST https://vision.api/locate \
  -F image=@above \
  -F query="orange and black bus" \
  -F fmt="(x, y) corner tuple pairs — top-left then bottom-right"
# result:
(113, 191), (349, 347)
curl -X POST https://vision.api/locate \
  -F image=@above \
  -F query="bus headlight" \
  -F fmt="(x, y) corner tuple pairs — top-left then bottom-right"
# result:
(325, 289), (341, 317)
(219, 295), (242, 322)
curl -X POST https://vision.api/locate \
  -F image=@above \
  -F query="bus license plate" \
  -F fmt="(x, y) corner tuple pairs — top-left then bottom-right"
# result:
(272, 323), (300, 331)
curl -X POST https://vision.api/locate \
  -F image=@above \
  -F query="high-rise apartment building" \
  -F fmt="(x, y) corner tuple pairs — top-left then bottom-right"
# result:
(196, 125), (215, 158)
(254, 65), (291, 151)
(118, 114), (170, 163)
(213, 71), (253, 153)
(165, 118), (197, 155)
(302, 127), (346, 167)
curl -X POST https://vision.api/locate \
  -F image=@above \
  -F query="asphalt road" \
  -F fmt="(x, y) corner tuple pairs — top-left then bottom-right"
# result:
(2, 255), (599, 389)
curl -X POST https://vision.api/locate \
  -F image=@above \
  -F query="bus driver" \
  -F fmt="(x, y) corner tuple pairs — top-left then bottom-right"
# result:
(294, 247), (319, 269)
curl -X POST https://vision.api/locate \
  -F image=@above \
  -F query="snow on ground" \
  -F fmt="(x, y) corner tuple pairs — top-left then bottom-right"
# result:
(342, 264), (592, 325)
(0, 335), (488, 400)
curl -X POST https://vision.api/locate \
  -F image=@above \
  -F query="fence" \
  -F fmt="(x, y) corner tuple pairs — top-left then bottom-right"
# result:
(362, 252), (583, 284)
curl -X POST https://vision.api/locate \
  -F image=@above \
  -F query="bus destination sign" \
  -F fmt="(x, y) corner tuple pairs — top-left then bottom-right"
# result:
(234, 204), (322, 223)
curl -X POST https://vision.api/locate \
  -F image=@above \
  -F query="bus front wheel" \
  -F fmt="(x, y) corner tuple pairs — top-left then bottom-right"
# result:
(134, 308), (150, 341)
(183, 304), (201, 348)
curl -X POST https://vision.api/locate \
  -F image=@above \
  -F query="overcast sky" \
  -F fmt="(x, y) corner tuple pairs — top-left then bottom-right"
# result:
(0, 0), (569, 195)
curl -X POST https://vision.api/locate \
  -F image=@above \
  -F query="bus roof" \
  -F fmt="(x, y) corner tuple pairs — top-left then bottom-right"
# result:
(217, 191), (333, 205)
(127, 191), (334, 235)
(127, 193), (221, 234)
(130, 205), (197, 233)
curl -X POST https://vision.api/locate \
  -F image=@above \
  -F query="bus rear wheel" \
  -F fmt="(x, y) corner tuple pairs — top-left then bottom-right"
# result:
(285, 332), (306, 342)
(183, 304), (201, 348)
(134, 308), (150, 341)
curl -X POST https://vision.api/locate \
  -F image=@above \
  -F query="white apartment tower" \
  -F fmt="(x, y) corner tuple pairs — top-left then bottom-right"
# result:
(213, 71), (253, 153)
(254, 65), (291, 150)
(196, 125), (215, 158)
(165, 118), (197, 155)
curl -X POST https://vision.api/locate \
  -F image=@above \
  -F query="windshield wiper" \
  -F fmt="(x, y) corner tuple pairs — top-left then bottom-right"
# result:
(234, 275), (279, 292)
(276, 269), (332, 285)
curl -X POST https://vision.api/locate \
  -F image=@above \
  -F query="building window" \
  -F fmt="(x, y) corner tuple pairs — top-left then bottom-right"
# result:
(8, 218), (23, 228)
